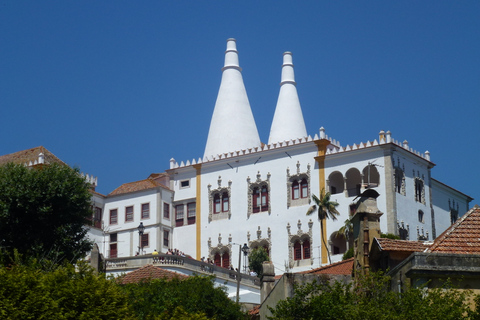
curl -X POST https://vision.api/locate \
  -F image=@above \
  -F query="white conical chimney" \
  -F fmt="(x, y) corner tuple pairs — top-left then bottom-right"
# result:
(268, 52), (307, 145)
(204, 39), (261, 158)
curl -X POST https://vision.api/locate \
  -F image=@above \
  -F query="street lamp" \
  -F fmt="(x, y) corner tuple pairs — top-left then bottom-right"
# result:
(137, 222), (145, 255)
(241, 243), (249, 273)
(236, 243), (249, 304)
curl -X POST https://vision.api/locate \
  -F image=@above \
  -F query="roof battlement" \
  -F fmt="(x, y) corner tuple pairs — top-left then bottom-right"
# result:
(169, 128), (433, 170)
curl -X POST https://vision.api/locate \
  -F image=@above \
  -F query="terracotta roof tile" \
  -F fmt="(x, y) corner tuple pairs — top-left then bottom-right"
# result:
(427, 205), (480, 254)
(118, 264), (188, 284)
(0, 146), (65, 166)
(108, 178), (170, 196)
(300, 258), (353, 275)
(375, 238), (430, 252)
(248, 305), (260, 315)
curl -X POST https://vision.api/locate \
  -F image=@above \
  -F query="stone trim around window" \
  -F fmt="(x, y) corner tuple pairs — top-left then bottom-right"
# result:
(208, 176), (232, 222)
(287, 219), (314, 269)
(247, 171), (271, 218)
(286, 162), (311, 208)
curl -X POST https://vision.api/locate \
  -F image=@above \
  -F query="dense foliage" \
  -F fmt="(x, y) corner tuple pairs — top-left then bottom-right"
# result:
(0, 163), (93, 263)
(248, 247), (270, 278)
(268, 272), (476, 320)
(120, 275), (245, 320)
(0, 260), (132, 319)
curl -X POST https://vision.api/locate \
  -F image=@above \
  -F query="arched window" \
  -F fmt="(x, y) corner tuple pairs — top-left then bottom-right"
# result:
(214, 253), (221, 266)
(222, 192), (229, 212)
(346, 168), (362, 197)
(415, 179), (424, 203)
(222, 251), (230, 268)
(328, 171), (344, 195)
(395, 168), (404, 194)
(362, 164), (380, 188)
(253, 184), (269, 213)
(330, 232), (346, 255)
(294, 241), (302, 261)
(418, 210), (424, 223)
(303, 239), (311, 259)
(292, 180), (300, 200)
(213, 194), (221, 214)
(293, 239), (311, 261)
(301, 179), (308, 198)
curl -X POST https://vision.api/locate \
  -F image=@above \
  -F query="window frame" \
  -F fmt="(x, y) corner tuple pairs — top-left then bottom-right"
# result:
(175, 204), (184, 227)
(292, 180), (300, 200)
(125, 206), (134, 222)
(221, 192), (229, 212)
(109, 209), (118, 225)
(163, 229), (169, 248)
(141, 203), (150, 219)
(163, 202), (170, 219)
(187, 202), (196, 225)
(141, 233), (149, 248)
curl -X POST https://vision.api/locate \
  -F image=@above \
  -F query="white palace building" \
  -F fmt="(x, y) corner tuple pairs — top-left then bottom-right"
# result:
(93, 39), (472, 273)
(3, 39), (470, 277)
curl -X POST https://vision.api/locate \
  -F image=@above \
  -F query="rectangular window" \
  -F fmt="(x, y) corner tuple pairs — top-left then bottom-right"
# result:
(109, 243), (117, 258)
(94, 207), (102, 228)
(141, 203), (150, 219)
(180, 180), (190, 188)
(301, 180), (308, 198)
(110, 233), (117, 243)
(125, 206), (134, 222)
(187, 202), (196, 225)
(175, 205), (184, 227)
(163, 202), (170, 219)
(163, 230), (169, 247)
(109, 209), (118, 224)
(141, 233), (149, 248)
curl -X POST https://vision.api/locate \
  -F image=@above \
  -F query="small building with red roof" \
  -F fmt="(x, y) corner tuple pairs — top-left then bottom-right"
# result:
(378, 205), (480, 293)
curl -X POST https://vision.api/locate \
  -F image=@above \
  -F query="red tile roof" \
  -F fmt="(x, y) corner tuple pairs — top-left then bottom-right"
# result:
(300, 258), (354, 275)
(427, 205), (480, 254)
(108, 178), (170, 196)
(375, 238), (430, 252)
(0, 146), (65, 166)
(248, 305), (260, 316)
(118, 264), (188, 284)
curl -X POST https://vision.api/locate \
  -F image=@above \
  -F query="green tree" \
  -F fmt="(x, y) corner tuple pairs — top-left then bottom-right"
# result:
(0, 163), (93, 264)
(268, 271), (475, 320)
(0, 260), (132, 319)
(121, 275), (245, 320)
(306, 189), (340, 264)
(248, 247), (270, 278)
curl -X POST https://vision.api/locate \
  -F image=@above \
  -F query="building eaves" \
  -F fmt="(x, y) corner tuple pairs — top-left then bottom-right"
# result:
(431, 178), (473, 201)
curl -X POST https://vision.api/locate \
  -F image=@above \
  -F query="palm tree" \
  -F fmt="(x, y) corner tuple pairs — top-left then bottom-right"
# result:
(306, 188), (340, 264)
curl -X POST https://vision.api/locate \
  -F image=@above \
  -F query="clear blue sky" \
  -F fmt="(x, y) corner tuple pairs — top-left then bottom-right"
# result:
(1, 1), (479, 204)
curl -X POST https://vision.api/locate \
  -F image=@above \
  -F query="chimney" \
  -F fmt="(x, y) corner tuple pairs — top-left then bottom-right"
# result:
(261, 261), (275, 303)
(351, 189), (383, 277)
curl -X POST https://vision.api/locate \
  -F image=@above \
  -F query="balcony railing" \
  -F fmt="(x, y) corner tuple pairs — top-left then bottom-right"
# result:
(105, 254), (260, 287)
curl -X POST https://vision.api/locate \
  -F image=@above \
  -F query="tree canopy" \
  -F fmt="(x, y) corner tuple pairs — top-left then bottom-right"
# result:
(248, 247), (270, 278)
(268, 272), (477, 320)
(120, 275), (245, 320)
(0, 260), (132, 319)
(0, 163), (93, 263)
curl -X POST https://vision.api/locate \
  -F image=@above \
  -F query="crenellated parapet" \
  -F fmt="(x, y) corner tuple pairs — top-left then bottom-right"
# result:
(81, 173), (98, 188)
(169, 128), (433, 169)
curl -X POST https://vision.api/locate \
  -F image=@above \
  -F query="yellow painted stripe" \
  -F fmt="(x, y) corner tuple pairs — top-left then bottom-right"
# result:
(314, 140), (329, 265)
(193, 164), (202, 260)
